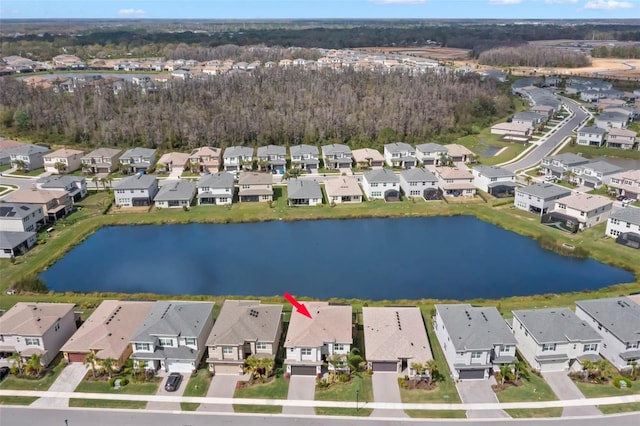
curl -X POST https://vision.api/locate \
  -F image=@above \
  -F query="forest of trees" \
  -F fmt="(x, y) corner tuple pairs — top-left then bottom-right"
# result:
(0, 68), (514, 150)
(591, 45), (640, 59)
(478, 46), (591, 68)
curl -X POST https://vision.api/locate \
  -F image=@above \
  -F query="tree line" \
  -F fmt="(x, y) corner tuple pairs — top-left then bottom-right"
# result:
(478, 46), (591, 68)
(0, 67), (514, 150)
(591, 45), (640, 59)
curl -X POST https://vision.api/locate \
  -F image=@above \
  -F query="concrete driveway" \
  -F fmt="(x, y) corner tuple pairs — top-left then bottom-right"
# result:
(146, 372), (186, 411)
(31, 363), (88, 408)
(371, 372), (407, 418)
(542, 371), (601, 417)
(283, 375), (316, 415)
(198, 374), (242, 413)
(456, 378), (510, 419)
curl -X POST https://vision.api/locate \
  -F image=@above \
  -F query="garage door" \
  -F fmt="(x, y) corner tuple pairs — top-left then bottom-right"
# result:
(165, 360), (194, 373)
(214, 364), (242, 375)
(371, 362), (398, 372)
(539, 361), (568, 373)
(67, 352), (87, 363)
(291, 365), (316, 376)
(458, 369), (485, 380)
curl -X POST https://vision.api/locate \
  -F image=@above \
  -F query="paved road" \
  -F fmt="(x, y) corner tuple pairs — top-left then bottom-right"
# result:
(198, 374), (241, 413)
(30, 363), (87, 408)
(1, 406), (638, 426)
(456, 379), (510, 419)
(283, 375), (316, 415)
(371, 372), (407, 418)
(542, 371), (602, 417)
(504, 96), (588, 173)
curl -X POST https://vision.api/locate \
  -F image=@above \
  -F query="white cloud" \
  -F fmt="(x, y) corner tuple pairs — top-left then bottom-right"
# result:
(488, 0), (522, 5)
(544, 0), (578, 3)
(118, 9), (146, 16)
(370, 0), (429, 4)
(584, 0), (634, 9)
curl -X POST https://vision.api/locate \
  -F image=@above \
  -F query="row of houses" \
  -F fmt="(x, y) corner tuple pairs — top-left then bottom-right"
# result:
(2, 295), (638, 381)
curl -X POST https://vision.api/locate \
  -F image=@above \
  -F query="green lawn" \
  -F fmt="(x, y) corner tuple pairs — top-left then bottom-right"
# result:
(506, 408), (563, 418)
(10, 168), (45, 177)
(234, 376), (288, 399)
(0, 396), (38, 405)
(69, 398), (147, 409)
(315, 375), (373, 403)
(180, 369), (212, 411)
(233, 404), (283, 414)
(599, 402), (640, 414)
(0, 356), (66, 391)
(494, 373), (558, 403)
(74, 378), (159, 395)
(575, 380), (640, 398)
(315, 407), (373, 416)
(404, 409), (467, 418)
(0, 164), (12, 172)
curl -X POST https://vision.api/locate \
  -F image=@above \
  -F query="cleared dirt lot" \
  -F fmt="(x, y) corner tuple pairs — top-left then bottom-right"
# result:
(356, 46), (472, 61)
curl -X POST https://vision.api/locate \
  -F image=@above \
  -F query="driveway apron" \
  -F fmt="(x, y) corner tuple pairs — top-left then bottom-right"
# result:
(371, 372), (407, 418)
(31, 363), (88, 408)
(146, 372), (186, 411)
(456, 379), (510, 419)
(542, 371), (602, 417)
(283, 375), (316, 415)
(197, 374), (241, 413)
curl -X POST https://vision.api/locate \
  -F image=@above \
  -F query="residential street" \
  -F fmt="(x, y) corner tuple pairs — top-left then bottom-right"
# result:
(542, 371), (602, 417)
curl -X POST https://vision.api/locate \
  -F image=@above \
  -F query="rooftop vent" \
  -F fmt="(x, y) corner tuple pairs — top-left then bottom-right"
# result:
(249, 309), (259, 318)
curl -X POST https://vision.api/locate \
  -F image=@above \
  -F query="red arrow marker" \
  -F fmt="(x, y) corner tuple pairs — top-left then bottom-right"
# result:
(284, 292), (312, 319)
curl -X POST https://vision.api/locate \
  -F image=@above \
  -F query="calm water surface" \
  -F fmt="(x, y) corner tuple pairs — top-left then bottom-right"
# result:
(41, 216), (634, 300)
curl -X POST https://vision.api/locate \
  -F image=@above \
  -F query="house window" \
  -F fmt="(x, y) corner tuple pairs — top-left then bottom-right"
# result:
(542, 343), (556, 352)
(25, 337), (40, 346)
(626, 342), (639, 350)
(256, 342), (267, 350)
(158, 338), (173, 347)
(334, 344), (345, 351)
(301, 348), (312, 356)
(471, 352), (482, 359)
(185, 338), (196, 346)
(222, 347), (233, 355)
(219, 198), (227, 203)
(135, 343), (150, 351)
(583, 343), (598, 352)
(0, 335), (4, 342)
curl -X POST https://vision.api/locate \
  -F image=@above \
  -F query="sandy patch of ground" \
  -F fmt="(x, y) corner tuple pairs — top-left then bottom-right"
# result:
(356, 46), (472, 61)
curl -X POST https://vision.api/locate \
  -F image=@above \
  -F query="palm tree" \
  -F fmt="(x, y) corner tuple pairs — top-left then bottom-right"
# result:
(511, 360), (528, 383)
(136, 360), (148, 381)
(100, 357), (117, 379)
(564, 170), (576, 186)
(523, 175), (532, 185)
(84, 352), (98, 379)
(120, 163), (132, 175)
(9, 352), (24, 375)
(630, 361), (638, 379)
(499, 364), (512, 385)
(91, 176), (100, 190)
(257, 159), (270, 172)
(54, 162), (67, 174)
(283, 168), (302, 180)
(24, 354), (43, 377)
(243, 355), (275, 383)
(410, 362), (424, 383)
(346, 348), (366, 375)
(425, 359), (440, 384)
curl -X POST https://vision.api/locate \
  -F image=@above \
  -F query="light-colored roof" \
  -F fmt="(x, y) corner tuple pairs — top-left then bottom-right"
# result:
(324, 176), (362, 197)
(0, 303), (74, 337)
(513, 111), (546, 121)
(610, 169), (640, 184)
(238, 172), (272, 185)
(576, 161), (622, 175)
(445, 144), (474, 157)
(257, 145), (285, 156)
(0, 203), (40, 220)
(82, 148), (121, 159)
(415, 143), (446, 154)
(43, 148), (84, 159)
(120, 147), (156, 159)
(531, 105), (554, 113)
(154, 180), (196, 202)
(198, 172), (235, 189)
(190, 146), (221, 158)
(557, 193), (612, 212)
(322, 144), (352, 156)
(288, 179), (323, 200)
(37, 175), (85, 189)
(157, 152), (190, 167)
(384, 142), (414, 153)
(363, 307), (433, 363)
(516, 183), (571, 199)
(206, 300), (282, 346)
(0, 139), (24, 151)
(62, 300), (154, 359)
(131, 301), (214, 341)
(363, 168), (399, 184)
(284, 302), (352, 347)
(401, 168), (438, 182)
(223, 146), (253, 158)
(7, 144), (50, 156)
(436, 167), (472, 180)
(575, 297), (640, 343)
(4, 188), (65, 204)
(609, 208), (640, 226)
(113, 174), (157, 190)
(290, 144), (319, 156)
(512, 308), (602, 345)
(351, 148), (384, 163)
(435, 304), (517, 351)
(544, 153), (589, 166)
(491, 122), (532, 132)
(608, 128), (637, 138)
(473, 165), (515, 179)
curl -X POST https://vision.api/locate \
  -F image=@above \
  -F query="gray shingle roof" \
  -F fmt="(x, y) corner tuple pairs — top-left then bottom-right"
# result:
(120, 147), (156, 159)
(0, 231), (36, 249)
(37, 175), (85, 189)
(513, 308), (602, 344)
(206, 300), (282, 346)
(610, 208), (640, 226)
(7, 144), (50, 156)
(287, 179), (322, 199)
(578, 161), (622, 175)
(0, 203), (40, 219)
(257, 145), (286, 156)
(197, 172), (234, 189)
(223, 146), (254, 158)
(473, 165), (515, 179)
(322, 144), (351, 156)
(436, 304), (517, 351)
(400, 168), (437, 182)
(131, 301), (214, 341)
(576, 297), (640, 343)
(113, 174), (158, 190)
(597, 111), (628, 123)
(415, 143), (446, 153)
(290, 144), (319, 157)
(544, 153), (589, 166)
(516, 183), (572, 200)
(385, 142), (414, 153)
(513, 111), (546, 121)
(154, 180), (196, 202)
(579, 126), (606, 135)
(364, 168), (399, 184)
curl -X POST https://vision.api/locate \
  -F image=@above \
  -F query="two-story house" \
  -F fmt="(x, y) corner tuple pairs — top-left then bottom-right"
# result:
(156, 152), (190, 174)
(362, 169), (401, 201)
(197, 172), (235, 205)
(130, 301), (214, 373)
(595, 111), (628, 129)
(257, 145), (286, 174)
(575, 297), (640, 370)
(36, 175), (87, 202)
(287, 179), (323, 206)
(490, 122), (533, 142)
(119, 148), (157, 174)
(8, 144), (50, 171)
(415, 143), (448, 166)
(238, 172), (273, 203)
(0, 139), (24, 166)
(62, 300), (154, 366)
(81, 148), (122, 174)
(541, 153), (590, 180)
(206, 300), (283, 375)
(284, 302), (352, 376)
(605, 208), (640, 245)
(384, 142), (417, 169)
(113, 174), (159, 207)
(223, 146), (254, 172)
(608, 169), (640, 201)
(569, 161), (622, 189)
(550, 193), (613, 230)
(512, 308), (603, 372)
(434, 167), (476, 198)
(446, 144), (475, 163)
(189, 147), (222, 173)
(4, 188), (73, 222)
(290, 144), (320, 172)
(530, 105), (555, 120)
(0, 230), (38, 259)
(363, 307), (433, 375)
(43, 148), (84, 174)
(322, 144), (352, 170)
(399, 168), (439, 200)
(514, 183), (571, 216)
(351, 148), (384, 169)
(606, 128), (637, 150)
(0, 303), (77, 366)
(153, 180), (196, 208)
(0, 203), (42, 257)
(472, 165), (517, 197)
(324, 176), (362, 204)
(576, 126), (606, 147)
(434, 304), (517, 380)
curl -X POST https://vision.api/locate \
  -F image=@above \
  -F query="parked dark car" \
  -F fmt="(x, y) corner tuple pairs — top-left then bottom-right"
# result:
(164, 373), (182, 392)
(617, 195), (625, 201)
(0, 367), (9, 382)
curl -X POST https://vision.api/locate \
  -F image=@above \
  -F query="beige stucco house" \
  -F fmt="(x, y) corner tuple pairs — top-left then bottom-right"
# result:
(43, 148), (84, 174)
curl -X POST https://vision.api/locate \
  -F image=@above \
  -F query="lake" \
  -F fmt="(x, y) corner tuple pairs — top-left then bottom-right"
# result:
(40, 216), (634, 300)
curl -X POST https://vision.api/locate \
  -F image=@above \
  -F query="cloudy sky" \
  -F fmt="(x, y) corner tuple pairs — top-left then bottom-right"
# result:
(0, 0), (637, 19)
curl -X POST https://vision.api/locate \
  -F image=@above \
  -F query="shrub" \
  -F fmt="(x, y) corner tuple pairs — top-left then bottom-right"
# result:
(120, 377), (129, 386)
(316, 378), (330, 388)
(10, 274), (47, 293)
(613, 377), (632, 389)
(337, 373), (350, 383)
